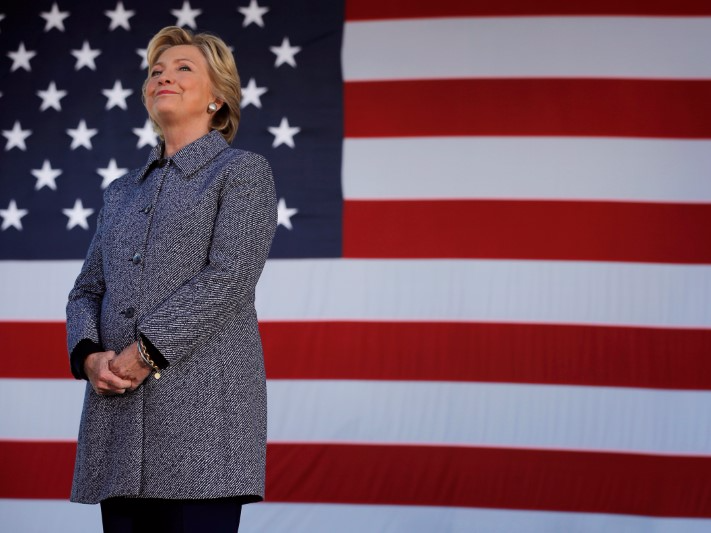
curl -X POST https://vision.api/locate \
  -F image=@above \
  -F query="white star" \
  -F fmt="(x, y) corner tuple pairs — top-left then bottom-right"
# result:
(241, 78), (267, 109)
(36, 81), (67, 111)
(7, 42), (37, 72)
(238, 0), (269, 27)
(2, 121), (32, 151)
(133, 119), (158, 148)
(102, 80), (133, 110)
(136, 48), (148, 69)
(171, 1), (202, 29)
(96, 158), (128, 189)
(71, 41), (101, 71)
(62, 199), (94, 230)
(268, 117), (301, 148)
(66, 120), (98, 150)
(277, 198), (298, 230)
(31, 160), (62, 191)
(270, 37), (301, 68)
(0, 200), (29, 231)
(105, 1), (135, 31)
(40, 2), (70, 32)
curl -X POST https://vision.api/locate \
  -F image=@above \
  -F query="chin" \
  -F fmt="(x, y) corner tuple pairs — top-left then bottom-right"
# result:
(152, 97), (176, 107)
(152, 102), (179, 118)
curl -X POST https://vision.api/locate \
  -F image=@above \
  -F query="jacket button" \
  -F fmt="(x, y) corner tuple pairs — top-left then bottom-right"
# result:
(132, 253), (142, 265)
(121, 307), (135, 318)
(141, 205), (152, 214)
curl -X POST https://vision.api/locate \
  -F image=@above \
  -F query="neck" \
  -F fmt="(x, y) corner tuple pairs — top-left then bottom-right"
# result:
(161, 124), (211, 157)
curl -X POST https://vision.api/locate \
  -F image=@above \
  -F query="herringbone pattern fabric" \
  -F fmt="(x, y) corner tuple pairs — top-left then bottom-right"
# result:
(66, 130), (277, 504)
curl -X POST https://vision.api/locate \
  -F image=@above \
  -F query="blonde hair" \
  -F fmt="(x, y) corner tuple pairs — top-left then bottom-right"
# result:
(143, 26), (241, 143)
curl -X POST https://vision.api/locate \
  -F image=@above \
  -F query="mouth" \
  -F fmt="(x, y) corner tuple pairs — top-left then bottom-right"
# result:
(156, 90), (178, 96)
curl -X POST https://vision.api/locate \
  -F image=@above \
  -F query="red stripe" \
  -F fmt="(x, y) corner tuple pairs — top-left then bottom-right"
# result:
(5, 440), (711, 517)
(0, 322), (73, 379)
(0, 441), (75, 499)
(261, 322), (711, 390)
(345, 0), (711, 19)
(5, 321), (711, 390)
(267, 444), (711, 516)
(343, 200), (711, 263)
(344, 79), (711, 139)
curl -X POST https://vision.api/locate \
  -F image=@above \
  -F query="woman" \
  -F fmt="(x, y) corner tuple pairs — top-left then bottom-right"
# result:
(66, 26), (277, 532)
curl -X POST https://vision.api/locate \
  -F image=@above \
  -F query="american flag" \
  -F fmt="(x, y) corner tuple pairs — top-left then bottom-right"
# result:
(2, 0), (711, 531)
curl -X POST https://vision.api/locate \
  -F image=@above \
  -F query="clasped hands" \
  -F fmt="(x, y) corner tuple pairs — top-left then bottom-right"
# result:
(84, 342), (152, 396)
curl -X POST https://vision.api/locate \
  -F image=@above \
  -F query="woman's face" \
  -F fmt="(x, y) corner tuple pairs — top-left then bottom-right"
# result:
(145, 44), (215, 132)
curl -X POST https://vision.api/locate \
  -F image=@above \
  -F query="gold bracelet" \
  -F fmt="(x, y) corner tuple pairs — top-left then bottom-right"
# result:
(137, 337), (161, 379)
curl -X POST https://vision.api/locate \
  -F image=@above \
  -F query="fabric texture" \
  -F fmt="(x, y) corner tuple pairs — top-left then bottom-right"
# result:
(66, 130), (277, 504)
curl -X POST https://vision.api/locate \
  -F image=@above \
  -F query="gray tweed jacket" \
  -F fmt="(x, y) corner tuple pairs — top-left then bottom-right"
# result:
(66, 130), (277, 504)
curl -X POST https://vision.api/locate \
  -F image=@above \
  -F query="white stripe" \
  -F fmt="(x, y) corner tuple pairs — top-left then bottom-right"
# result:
(0, 379), (85, 440)
(0, 500), (100, 533)
(0, 260), (79, 320)
(259, 260), (711, 327)
(266, 381), (711, 454)
(343, 138), (711, 202)
(4, 499), (711, 533)
(4, 379), (711, 455)
(243, 503), (711, 533)
(343, 17), (711, 81)
(2, 259), (711, 327)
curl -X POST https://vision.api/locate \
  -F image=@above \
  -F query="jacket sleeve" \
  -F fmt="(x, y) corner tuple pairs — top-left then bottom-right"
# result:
(137, 152), (277, 364)
(66, 205), (107, 380)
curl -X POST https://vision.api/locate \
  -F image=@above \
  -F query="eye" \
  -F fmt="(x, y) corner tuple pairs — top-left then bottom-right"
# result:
(150, 69), (162, 77)
(179, 65), (191, 71)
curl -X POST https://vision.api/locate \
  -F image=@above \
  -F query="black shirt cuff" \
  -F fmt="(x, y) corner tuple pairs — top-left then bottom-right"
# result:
(70, 339), (103, 381)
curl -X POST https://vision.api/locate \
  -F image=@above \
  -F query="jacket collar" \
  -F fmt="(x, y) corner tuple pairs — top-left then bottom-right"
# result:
(137, 129), (229, 181)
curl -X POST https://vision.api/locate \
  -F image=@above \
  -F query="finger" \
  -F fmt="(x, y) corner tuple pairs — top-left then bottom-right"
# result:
(96, 372), (130, 390)
(106, 367), (130, 382)
(97, 387), (125, 396)
(106, 359), (129, 380)
(100, 364), (133, 384)
(103, 373), (133, 390)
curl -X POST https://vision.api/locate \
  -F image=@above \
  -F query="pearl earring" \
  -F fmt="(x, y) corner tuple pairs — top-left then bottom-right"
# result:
(207, 102), (218, 113)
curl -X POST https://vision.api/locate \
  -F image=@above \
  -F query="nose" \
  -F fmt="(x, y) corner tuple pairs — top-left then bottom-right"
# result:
(157, 72), (172, 85)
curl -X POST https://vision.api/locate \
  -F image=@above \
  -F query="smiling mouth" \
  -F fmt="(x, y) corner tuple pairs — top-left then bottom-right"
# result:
(156, 91), (178, 96)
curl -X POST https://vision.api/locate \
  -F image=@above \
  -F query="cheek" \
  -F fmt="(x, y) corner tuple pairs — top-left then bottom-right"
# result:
(182, 77), (202, 94)
(145, 79), (158, 98)
(181, 75), (210, 99)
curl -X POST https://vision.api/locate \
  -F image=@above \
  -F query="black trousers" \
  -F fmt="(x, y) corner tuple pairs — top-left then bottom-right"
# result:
(100, 497), (242, 533)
